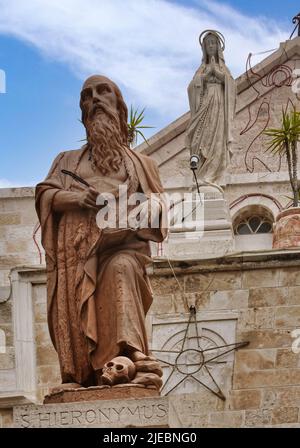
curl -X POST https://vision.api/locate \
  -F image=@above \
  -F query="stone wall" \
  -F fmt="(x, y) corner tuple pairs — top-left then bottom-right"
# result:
(148, 252), (300, 427)
(230, 56), (300, 175)
(1, 251), (300, 427)
(0, 188), (41, 428)
(0, 187), (42, 283)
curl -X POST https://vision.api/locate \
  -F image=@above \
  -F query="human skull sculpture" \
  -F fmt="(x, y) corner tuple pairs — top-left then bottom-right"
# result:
(101, 356), (136, 386)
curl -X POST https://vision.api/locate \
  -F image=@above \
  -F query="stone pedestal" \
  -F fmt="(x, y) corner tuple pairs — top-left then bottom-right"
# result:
(44, 384), (159, 404)
(164, 186), (234, 259)
(14, 395), (168, 428)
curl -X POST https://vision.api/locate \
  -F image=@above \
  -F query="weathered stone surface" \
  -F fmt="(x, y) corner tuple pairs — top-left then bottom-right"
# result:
(14, 396), (168, 428)
(0, 347), (15, 369)
(237, 308), (275, 331)
(272, 406), (299, 425)
(32, 283), (47, 305)
(0, 323), (13, 346)
(0, 408), (13, 428)
(242, 269), (280, 289)
(234, 369), (300, 389)
(206, 272), (242, 291)
(0, 301), (12, 325)
(236, 329), (292, 349)
(36, 344), (59, 367)
(183, 273), (213, 293)
(35, 323), (51, 346)
(280, 268), (300, 287)
(228, 389), (261, 410)
(209, 411), (244, 428)
(274, 387), (300, 406)
(165, 227), (235, 260)
(245, 409), (272, 427)
(0, 213), (21, 226)
(249, 287), (288, 308)
(261, 389), (277, 409)
(276, 349), (300, 368)
(33, 302), (47, 323)
(37, 365), (61, 385)
(209, 290), (248, 310)
(44, 385), (159, 404)
(288, 286), (300, 305)
(235, 349), (276, 371)
(189, 292), (210, 310)
(6, 240), (28, 254)
(168, 391), (217, 427)
(151, 294), (175, 313)
(150, 275), (184, 295)
(275, 306), (300, 328)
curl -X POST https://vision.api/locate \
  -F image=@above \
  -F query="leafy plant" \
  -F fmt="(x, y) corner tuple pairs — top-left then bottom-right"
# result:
(127, 106), (154, 148)
(264, 108), (300, 207)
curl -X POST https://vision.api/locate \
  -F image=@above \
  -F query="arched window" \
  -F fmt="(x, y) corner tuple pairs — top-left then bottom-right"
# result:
(235, 215), (273, 235)
(233, 205), (274, 236)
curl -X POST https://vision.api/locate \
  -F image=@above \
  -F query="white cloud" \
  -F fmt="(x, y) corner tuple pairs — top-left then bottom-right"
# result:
(0, 178), (24, 188)
(0, 0), (288, 120)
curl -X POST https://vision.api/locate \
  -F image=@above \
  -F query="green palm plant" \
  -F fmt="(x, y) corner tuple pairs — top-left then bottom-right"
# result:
(264, 108), (300, 207)
(127, 106), (154, 148)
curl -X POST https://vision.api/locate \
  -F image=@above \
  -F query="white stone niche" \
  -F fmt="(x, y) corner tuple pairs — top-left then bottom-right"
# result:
(0, 266), (45, 408)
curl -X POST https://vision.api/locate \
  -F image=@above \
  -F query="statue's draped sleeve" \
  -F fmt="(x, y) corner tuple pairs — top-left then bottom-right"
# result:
(224, 69), (236, 151)
(187, 70), (204, 117)
(35, 149), (85, 349)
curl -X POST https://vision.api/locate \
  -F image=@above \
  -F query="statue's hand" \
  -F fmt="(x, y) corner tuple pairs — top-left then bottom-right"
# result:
(210, 56), (216, 74)
(204, 63), (214, 80)
(214, 67), (225, 82)
(78, 187), (99, 211)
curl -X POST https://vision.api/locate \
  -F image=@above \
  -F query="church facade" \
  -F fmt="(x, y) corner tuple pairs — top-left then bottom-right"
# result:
(1, 36), (300, 428)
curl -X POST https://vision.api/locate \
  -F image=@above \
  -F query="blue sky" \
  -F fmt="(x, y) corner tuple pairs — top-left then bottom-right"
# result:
(0, 0), (298, 186)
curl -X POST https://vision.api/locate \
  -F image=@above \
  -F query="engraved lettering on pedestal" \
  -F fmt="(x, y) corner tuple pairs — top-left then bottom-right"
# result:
(14, 398), (169, 428)
(71, 410), (83, 425)
(85, 409), (97, 424)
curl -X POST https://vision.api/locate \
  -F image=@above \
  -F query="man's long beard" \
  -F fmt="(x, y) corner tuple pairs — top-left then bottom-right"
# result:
(85, 104), (124, 175)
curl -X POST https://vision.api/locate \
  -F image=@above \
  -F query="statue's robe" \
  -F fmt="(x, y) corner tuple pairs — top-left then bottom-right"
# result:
(35, 146), (167, 385)
(186, 56), (236, 184)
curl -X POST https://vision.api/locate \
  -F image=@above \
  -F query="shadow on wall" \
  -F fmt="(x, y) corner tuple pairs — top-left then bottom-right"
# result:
(0, 328), (6, 353)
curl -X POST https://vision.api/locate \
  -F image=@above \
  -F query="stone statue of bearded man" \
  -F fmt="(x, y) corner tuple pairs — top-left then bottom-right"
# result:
(35, 75), (167, 393)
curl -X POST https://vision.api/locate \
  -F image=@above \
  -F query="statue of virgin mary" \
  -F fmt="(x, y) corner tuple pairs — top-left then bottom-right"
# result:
(186, 30), (236, 184)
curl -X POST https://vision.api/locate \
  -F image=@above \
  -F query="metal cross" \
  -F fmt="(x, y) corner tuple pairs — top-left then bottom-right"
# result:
(290, 12), (300, 39)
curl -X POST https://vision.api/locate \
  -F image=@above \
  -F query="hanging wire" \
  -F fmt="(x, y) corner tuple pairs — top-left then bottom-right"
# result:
(32, 222), (43, 265)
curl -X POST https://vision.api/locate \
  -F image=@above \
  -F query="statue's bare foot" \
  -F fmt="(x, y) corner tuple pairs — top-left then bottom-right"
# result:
(130, 351), (163, 390)
(134, 359), (163, 377)
(130, 350), (156, 362)
(131, 372), (163, 390)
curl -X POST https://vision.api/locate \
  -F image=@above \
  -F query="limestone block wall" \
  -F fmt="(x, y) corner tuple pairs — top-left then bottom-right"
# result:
(0, 273), (59, 428)
(1, 251), (300, 427)
(148, 252), (300, 427)
(0, 188), (42, 283)
(0, 188), (42, 428)
(32, 283), (60, 402)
